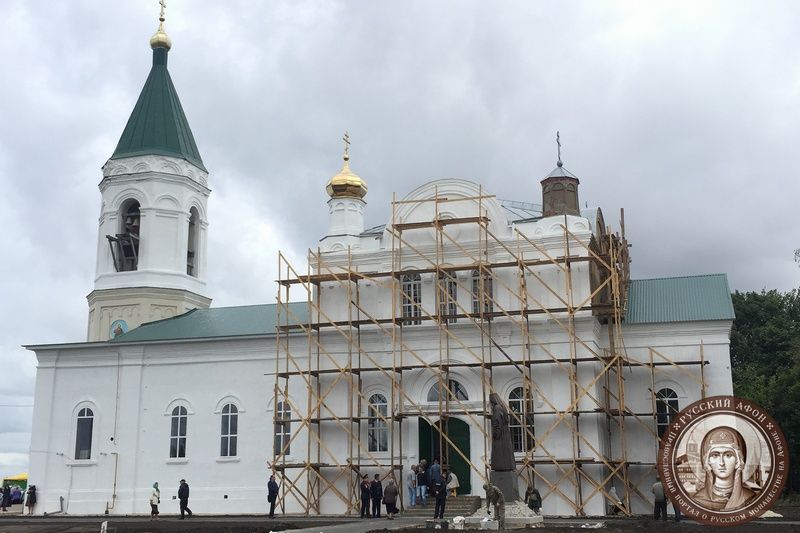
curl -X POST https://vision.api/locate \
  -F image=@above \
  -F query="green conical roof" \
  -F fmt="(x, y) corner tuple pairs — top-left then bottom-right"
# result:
(110, 47), (206, 172)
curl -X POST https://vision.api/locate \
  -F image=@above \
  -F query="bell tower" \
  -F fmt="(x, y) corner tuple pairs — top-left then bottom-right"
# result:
(87, 5), (212, 341)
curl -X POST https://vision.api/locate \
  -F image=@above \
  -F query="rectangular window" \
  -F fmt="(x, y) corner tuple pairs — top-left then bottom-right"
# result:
(508, 388), (534, 453)
(170, 406), (188, 458)
(401, 274), (422, 325)
(274, 402), (291, 456)
(367, 395), (389, 452)
(472, 270), (494, 317)
(74, 408), (94, 460)
(438, 272), (458, 324)
(220, 404), (238, 457)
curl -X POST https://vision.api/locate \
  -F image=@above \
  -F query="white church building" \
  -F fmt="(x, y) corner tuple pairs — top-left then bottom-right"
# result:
(26, 18), (735, 517)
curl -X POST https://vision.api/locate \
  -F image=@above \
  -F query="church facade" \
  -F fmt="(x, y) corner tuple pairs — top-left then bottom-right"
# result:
(26, 19), (735, 517)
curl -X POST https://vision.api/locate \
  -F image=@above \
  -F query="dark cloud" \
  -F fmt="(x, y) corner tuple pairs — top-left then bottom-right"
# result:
(1, 0), (798, 475)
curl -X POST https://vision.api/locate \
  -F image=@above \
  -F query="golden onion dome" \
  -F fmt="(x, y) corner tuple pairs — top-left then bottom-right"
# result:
(149, 27), (172, 50)
(326, 154), (368, 199)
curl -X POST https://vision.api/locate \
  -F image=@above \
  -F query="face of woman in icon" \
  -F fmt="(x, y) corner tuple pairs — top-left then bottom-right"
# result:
(708, 449), (738, 480)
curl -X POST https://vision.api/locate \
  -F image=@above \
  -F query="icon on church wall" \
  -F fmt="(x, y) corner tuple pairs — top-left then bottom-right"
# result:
(658, 396), (787, 526)
(110, 320), (129, 339)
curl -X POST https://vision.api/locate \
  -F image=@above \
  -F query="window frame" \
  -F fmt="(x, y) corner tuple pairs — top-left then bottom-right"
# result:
(170, 405), (188, 459)
(220, 403), (238, 457)
(426, 379), (469, 403)
(274, 401), (291, 457)
(437, 271), (458, 324)
(508, 387), (535, 453)
(367, 393), (389, 452)
(401, 273), (422, 325)
(74, 407), (95, 460)
(655, 388), (679, 439)
(471, 269), (493, 317)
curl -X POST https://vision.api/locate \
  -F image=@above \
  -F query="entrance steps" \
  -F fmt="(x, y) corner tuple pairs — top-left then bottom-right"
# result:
(399, 496), (481, 518)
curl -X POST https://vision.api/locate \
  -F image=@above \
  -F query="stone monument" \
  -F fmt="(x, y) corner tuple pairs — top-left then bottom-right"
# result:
(489, 392), (518, 501)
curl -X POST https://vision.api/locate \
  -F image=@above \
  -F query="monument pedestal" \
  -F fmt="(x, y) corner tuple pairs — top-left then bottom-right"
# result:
(490, 470), (518, 502)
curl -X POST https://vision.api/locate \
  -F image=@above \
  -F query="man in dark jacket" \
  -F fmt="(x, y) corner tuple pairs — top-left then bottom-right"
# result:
(1, 484), (11, 512)
(360, 474), (371, 518)
(178, 479), (192, 519)
(370, 474), (383, 518)
(267, 474), (279, 518)
(430, 468), (449, 519)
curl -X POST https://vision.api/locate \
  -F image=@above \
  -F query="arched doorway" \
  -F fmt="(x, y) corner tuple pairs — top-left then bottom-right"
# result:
(418, 417), (471, 495)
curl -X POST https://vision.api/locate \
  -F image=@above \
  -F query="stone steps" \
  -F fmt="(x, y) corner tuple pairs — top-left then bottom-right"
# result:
(398, 496), (481, 518)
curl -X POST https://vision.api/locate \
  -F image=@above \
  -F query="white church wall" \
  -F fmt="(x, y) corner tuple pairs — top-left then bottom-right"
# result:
(28, 337), (295, 516)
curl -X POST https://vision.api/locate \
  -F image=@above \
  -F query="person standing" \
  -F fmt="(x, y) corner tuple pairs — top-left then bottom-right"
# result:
(430, 458), (442, 484)
(360, 474), (371, 518)
(383, 479), (399, 519)
(1, 484), (10, 512)
(430, 470), (448, 519)
(178, 479), (192, 519)
(149, 482), (160, 519)
(608, 485), (623, 515)
(406, 465), (417, 507)
(267, 474), (279, 518)
(24, 485), (36, 515)
(417, 461), (429, 506)
(370, 474), (383, 518)
(652, 478), (667, 521)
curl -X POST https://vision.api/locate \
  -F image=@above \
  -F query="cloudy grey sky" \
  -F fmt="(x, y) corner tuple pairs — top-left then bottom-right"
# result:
(1, 0), (797, 477)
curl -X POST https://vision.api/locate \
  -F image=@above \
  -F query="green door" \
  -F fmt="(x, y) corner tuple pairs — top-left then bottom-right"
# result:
(418, 417), (471, 495)
(445, 418), (471, 495)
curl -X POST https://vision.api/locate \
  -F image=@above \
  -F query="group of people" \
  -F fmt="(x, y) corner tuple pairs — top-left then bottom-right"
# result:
(403, 458), (454, 519)
(359, 473), (400, 519)
(0, 484), (36, 514)
(147, 479), (192, 520)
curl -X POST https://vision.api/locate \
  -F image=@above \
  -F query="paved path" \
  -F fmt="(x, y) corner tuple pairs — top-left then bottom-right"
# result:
(286, 516), (421, 533)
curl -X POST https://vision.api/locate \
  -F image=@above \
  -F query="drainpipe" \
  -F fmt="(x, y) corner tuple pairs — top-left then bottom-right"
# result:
(105, 351), (122, 514)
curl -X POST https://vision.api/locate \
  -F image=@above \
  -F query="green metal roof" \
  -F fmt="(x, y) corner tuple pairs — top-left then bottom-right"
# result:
(110, 275), (733, 342)
(111, 302), (308, 343)
(625, 274), (735, 324)
(110, 47), (206, 171)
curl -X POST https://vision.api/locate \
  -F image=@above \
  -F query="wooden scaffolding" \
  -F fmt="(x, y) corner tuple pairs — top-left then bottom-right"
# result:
(272, 187), (708, 516)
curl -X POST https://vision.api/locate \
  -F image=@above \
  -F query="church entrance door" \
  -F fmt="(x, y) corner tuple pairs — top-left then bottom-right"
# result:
(418, 417), (471, 495)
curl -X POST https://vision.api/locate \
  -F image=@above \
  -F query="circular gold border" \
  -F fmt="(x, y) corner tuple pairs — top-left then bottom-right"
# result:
(657, 395), (788, 527)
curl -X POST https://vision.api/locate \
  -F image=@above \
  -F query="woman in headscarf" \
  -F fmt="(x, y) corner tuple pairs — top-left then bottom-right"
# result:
(149, 482), (161, 519)
(691, 426), (757, 511)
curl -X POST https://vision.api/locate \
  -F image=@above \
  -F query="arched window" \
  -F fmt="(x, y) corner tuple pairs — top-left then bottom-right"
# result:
(186, 207), (199, 276)
(508, 387), (535, 453)
(471, 269), (493, 317)
(220, 404), (238, 457)
(438, 271), (458, 324)
(107, 200), (141, 272)
(274, 401), (291, 456)
(427, 379), (469, 402)
(170, 406), (188, 458)
(74, 408), (94, 460)
(401, 273), (422, 325)
(655, 388), (679, 438)
(367, 394), (389, 452)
